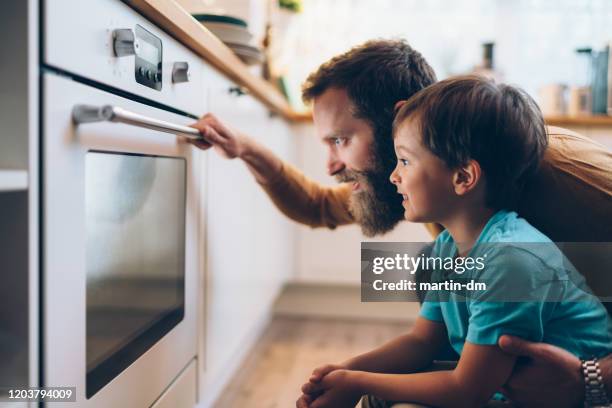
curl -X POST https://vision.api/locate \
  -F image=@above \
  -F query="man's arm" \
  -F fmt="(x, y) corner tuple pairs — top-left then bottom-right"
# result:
(498, 334), (612, 407)
(601, 354), (612, 399)
(189, 114), (354, 229)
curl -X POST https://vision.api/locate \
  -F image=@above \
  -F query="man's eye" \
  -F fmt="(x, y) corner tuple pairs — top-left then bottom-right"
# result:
(333, 137), (346, 146)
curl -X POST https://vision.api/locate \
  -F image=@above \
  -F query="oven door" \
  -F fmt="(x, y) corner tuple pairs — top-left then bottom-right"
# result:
(43, 73), (199, 407)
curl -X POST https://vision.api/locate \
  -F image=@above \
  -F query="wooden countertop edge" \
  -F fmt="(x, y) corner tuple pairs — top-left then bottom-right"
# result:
(127, 0), (306, 121)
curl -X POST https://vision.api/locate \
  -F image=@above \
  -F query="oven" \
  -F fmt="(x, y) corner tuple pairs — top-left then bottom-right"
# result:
(42, 1), (205, 406)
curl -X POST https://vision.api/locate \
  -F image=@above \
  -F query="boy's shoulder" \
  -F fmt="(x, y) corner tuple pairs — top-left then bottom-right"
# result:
(433, 210), (553, 246)
(481, 210), (551, 244)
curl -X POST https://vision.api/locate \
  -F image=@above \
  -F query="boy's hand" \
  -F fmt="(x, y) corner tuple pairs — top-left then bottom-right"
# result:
(309, 363), (346, 383)
(298, 369), (362, 408)
(498, 334), (584, 408)
(296, 363), (346, 408)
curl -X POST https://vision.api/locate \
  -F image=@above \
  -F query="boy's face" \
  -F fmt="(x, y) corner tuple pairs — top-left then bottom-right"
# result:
(390, 119), (457, 223)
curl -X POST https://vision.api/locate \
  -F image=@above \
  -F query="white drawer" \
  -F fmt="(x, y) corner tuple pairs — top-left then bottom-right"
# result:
(151, 360), (197, 408)
(45, 0), (205, 116)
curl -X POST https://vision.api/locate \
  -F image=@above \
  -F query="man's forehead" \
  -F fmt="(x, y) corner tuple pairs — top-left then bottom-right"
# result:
(312, 88), (358, 117)
(313, 89), (366, 136)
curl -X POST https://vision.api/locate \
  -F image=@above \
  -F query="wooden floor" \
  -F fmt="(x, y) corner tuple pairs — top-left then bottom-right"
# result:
(214, 316), (411, 408)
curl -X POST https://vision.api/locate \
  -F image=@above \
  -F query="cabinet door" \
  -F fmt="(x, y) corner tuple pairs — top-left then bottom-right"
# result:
(200, 68), (295, 398)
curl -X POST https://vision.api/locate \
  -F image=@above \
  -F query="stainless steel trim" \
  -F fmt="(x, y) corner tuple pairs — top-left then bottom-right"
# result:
(72, 104), (201, 139)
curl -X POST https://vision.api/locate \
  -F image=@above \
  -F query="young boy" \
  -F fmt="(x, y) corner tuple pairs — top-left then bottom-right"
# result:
(299, 76), (612, 408)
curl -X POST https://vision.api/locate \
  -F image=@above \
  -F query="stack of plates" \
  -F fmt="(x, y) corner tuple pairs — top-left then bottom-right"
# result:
(193, 14), (264, 66)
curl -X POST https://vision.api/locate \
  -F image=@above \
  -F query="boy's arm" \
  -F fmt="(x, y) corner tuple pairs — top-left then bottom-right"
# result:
(306, 317), (448, 387)
(353, 342), (515, 408)
(305, 341), (515, 408)
(342, 317), (448, 374)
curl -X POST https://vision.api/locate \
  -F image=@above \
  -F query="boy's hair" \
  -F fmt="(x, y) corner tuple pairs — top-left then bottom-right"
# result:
(302, 39), (437, 164)
(394, 75), (548, 210)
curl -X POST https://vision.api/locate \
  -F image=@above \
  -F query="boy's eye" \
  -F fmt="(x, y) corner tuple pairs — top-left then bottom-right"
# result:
(399, 158), (409, 166)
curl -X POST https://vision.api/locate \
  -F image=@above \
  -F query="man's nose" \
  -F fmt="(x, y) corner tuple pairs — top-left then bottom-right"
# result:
(327, 155), (345, 176)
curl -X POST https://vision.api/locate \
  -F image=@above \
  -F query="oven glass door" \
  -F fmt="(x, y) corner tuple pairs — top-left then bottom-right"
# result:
(43, 73), (198, 407)
(85, 151), (186, 397)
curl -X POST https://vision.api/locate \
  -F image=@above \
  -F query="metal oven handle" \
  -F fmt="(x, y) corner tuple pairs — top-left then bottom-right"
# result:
(72, 104), (202, 139)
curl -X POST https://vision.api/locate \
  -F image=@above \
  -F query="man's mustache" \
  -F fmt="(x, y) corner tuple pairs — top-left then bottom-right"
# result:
(335, 169), (367, 184)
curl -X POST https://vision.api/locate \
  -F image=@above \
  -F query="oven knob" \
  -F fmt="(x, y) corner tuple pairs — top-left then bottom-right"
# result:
(155, 72), (162, 82)
(172, 62), (190, 83)
(112, 28), (136, 57)
(146, 70), (153, 80)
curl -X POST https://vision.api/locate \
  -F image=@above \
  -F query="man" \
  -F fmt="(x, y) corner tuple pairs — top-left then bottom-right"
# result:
(189, 40), (612, 407)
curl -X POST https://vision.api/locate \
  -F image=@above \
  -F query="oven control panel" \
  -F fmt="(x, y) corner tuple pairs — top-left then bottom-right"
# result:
(134, 25), (162, 90)
(112, 25), (162, 91)
(46, 0), (205, 115)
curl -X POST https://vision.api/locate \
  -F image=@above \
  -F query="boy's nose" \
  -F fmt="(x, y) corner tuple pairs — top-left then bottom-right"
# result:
(389, 166), (400, 185)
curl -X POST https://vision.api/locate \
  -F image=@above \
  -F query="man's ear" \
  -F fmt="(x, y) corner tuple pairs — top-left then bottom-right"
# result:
(452, 160), (482, 196)
(394, 100), (407, 114)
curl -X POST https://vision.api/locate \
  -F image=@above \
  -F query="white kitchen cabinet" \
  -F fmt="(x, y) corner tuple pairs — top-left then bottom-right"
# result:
(197, 67), (295, 406)
(150, 360), (197, 408)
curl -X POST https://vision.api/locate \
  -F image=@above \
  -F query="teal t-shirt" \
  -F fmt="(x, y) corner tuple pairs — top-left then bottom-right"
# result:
(420, 210), (612, 360)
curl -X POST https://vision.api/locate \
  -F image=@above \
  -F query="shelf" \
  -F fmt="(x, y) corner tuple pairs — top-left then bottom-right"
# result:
(0, 170), (28, 192)
(545, 114), (612, 127)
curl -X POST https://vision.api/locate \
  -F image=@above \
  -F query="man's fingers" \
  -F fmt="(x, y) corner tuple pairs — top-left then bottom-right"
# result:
(498, 335), (538, 357)
(181, 134), (212, 150)
(498, 335), (575, 363)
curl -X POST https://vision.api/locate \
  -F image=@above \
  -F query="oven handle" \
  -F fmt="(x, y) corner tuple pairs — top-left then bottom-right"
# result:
(72, 104), (202, 139)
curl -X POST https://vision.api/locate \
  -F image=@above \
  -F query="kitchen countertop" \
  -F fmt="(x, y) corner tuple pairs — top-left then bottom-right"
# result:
(126, 0), (309, 122)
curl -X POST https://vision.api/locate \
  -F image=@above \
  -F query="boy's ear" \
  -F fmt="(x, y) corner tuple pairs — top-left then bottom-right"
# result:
(452, 160), (482, 196)
(394, 100), (407, 114)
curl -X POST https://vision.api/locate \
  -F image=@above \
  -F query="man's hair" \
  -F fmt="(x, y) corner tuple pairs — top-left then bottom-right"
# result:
(302, 39), (437, 144)
(394, 75), (548, 210)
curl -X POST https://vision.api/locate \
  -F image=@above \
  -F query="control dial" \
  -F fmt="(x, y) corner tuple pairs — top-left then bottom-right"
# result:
(172, 62), (190, 83)
(112, 28), (137, 57)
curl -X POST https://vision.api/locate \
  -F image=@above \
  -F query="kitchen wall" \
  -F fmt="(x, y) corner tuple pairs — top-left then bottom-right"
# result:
(275, 0), (612, 110)
(284, 0), (612, 283)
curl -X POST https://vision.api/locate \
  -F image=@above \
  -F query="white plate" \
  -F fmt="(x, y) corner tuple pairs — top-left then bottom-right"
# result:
(202, 22), (253, 45)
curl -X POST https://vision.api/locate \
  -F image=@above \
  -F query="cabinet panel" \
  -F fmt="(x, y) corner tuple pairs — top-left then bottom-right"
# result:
(150, 360), (196, 408)
(199, 68), (295, 403)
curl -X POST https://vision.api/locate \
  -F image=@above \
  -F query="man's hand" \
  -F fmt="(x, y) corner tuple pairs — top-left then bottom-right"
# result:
(188, 113), (250, 159)
(298, 369), (362, 408)
(498, 334), (584, 408)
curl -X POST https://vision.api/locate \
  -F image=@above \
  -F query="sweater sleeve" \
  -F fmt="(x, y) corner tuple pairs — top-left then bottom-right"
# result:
(257, 160), (355, 229)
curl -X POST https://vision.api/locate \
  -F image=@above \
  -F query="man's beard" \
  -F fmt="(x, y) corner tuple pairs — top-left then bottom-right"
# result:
(335, 151), (404, 237)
